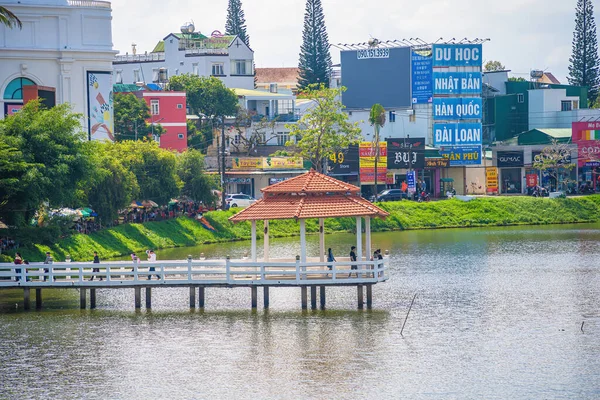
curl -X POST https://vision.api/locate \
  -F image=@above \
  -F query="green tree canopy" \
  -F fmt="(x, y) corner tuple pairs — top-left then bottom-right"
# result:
(177, 149), (218, 205)
(225, 0), (250, 47)
(484, 60), (506, 72)
(285, 84), (361, 172)
(113, 93), (164, 141)
(297, 0), (332, 90)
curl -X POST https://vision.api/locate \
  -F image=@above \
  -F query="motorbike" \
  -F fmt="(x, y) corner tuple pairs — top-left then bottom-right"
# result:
(530, 186), (548, 198)
(418, 191), (430, 202)
(579, 184), (595, 195)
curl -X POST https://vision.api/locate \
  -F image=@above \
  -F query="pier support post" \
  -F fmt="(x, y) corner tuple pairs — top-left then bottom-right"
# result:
(366, 285), (373, 309)
(23, 288), (30, 311)
(310, 286), (317, 310)
(35, 289), (42, 310)
(263, 286), (269, 309)
(320, 286), (326, 309)
(189, 287), (196, 308)
(145, 287), (152, 309)
(251, 287), (257, 309)
(199, 286), (205, 308)
(90, 289), (96, 309)
(357, 285), (364, 309)
(134, 287), (141, 309)
(301, 286), (307, 310)
(80, 288), (87, 309)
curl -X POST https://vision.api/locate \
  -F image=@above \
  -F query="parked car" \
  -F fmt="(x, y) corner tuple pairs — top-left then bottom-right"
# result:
(225, 194), (257, 209)
(369, 189), (406, 202)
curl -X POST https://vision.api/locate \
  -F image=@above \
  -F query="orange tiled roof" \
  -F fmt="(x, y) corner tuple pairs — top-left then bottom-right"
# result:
(229, 194), (389, 222)
(262, 170), (361, 194)
(255, 67), (299, 84)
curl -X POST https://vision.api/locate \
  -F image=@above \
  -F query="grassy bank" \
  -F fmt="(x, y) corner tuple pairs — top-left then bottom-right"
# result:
(8, 195), (600, 262)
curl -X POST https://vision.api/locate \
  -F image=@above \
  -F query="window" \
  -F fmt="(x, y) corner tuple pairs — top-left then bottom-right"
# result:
(231, 60), (253, 75)
(278, 100), (294, 114)
(212, 63), (224, 76)
(115, 69), (123, 84)
(133, 69), (141, 83)
(561, 100), (572, 112)
(177, 104), (183, 109)
(573, 100), (579, 110)
(178, 133), (184, 139)
(192, 63), (199, 75)
(150, 99), (159, 115)
(152, 68), (159, 83)
(3, 77), (36, 100)
(389, 110), (396, 122)
(517, 93), (524, 103)
(277, 132), (289, 146)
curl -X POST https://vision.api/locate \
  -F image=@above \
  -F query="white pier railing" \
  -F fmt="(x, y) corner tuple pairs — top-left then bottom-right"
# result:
(0, 257), (388, 288)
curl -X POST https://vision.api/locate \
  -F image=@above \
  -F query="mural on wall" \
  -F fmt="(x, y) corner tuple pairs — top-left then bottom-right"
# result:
(87, 71), (114, 141)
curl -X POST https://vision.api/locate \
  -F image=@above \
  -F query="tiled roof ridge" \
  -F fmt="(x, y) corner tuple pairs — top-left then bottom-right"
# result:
(294, 196), (306, 219)
(262, 170), (360, 193)
(346, 195), (390, 217)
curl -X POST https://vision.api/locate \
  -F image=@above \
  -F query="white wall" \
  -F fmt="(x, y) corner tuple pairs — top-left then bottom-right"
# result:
(482, 71), (508, 95)
(529, 88), (579, 129)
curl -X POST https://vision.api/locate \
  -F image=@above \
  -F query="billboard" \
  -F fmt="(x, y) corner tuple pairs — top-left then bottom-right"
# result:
(433, 123), (482, 146)
(572, 121), (600, 142)
(577, 141), (600, 167)
(359, 142), (387, 184)
(497, 151), (524, 167)
(440, 146), (482, 166)
(87, 71), (114, 141)
(341, 46), (412, 109)
(329, 144), (359, 176)
(412, 49), (433, 104)
(232, 157), (304, 170)
(486, 167), (498, 193)
(386, 137), (425, 169)
(433, 72), (482, 95)
(432, 44), (483, 67)
(433, 97), (482, 120)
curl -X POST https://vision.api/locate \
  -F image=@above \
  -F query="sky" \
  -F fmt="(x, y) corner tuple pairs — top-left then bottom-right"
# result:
(111, 0), (595, 83)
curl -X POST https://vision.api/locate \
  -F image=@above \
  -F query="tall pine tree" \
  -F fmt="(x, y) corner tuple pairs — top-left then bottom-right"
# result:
(568, 0), (600, 105)
(225, 0), (249, 47)
(298, 0), (332, 90)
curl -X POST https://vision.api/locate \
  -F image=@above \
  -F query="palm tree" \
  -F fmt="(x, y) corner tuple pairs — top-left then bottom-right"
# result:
(0, 6), (22, 29)
(369, 103), (386, 201)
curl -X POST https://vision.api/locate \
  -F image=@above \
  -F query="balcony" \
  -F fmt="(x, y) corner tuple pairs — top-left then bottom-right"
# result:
(184, 48), (229, 56)
(114, 53), (165, 64)
(251, 114), (300, 122)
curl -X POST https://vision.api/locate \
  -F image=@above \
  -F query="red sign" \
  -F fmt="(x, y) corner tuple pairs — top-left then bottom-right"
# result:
(526, 174), (538, 188)
(572, 121), (600, 142)
(578, 140), (600, 167)
(360, 167), (387, 184)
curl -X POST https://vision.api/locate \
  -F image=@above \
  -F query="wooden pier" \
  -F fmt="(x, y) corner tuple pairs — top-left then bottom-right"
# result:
(0, 256), (388, 310)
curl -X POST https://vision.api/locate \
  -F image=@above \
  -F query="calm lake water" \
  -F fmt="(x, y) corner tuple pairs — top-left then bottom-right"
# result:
(1, 225), (600, 399)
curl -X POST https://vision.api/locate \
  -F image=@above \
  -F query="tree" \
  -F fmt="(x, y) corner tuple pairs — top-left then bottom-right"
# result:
(568, 0), (600, 105)
(532, 139), (575, 192)
(177, 150), (218, 206)
(225, 0), (250, 47)
(508, 77), (527, 82)
(369, 104), (386, 201)
(484, 60), (505, 72)
(297, 0), (332, 90)
(0, 6), (21, 29)
(230, 110), (277, 155)
(285, 84), (361, 172)
(113, 93), (163, 141)
(0, 101), (91, 226)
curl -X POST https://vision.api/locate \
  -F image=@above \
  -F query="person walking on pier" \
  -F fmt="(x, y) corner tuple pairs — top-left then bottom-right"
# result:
(90, 251), (101, 281)
(146, 250), (161, 280)
(14, 252), (23, 281)
(327, 248), (336, 275)
(349, 246), (357, 278)
(43, 251), (52, 281)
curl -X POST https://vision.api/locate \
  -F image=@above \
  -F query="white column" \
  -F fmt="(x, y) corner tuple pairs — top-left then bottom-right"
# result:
(319, 218), (325, 262)
(300, 219), (307, 262)
(251, 220), (257, 262)
(365, 216), (372, 260)
(356, 217), (363, 261)
(263, 220), (270, 261)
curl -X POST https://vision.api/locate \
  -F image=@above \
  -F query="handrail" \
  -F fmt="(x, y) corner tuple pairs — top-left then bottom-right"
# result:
(68, 0), (111, 8)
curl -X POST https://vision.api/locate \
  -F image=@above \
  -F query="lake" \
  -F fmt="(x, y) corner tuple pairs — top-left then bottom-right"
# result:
(1, 225), (599, 399)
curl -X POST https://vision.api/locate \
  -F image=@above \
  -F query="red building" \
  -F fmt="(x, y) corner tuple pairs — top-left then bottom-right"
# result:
(142, 91), (187, 152)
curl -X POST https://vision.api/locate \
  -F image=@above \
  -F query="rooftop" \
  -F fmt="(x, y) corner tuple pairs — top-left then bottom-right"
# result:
(262, 169), (360, 194)
(255, 67), (299, 84)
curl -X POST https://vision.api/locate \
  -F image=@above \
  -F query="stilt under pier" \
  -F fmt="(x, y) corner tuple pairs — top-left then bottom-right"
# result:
(35, 288), (42, 310)
(145, 287), (151, 309)
(23, 288), (30, 311)
(189, 287), (196, 308)
(198, 286), (205, 308)
(134, 287), (141, 309)
(263, 287), (269, 309)
(310, 286), (317, 310)
(357, 285), (364, 309)
(80, 288), (86, 309)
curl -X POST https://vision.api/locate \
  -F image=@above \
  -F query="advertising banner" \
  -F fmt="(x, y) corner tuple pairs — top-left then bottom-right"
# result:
(425, 158), (449, 168)
(386, 137), (425, 169)
(233, 158), (263, 170)
(440, 146), (482, 166)
(526, 174), (538, 188)
(407, 171), (416, 193)
(572, 121), (600, 142)
(486, 167), (498, 193)
(577, 140), (600, 167)
(433, 123), (482, 146)
(433, 97), (482, 120)
(497, 151), (524, 167)
(232, 157), (303, 170)
(87, 71), (114, 141)
(329, 144), (359, 176)
(359, 142), (387, 184)
(433, 72), (482, 95)
(411, 49), (433, 104)
(432, 44), (483, 67)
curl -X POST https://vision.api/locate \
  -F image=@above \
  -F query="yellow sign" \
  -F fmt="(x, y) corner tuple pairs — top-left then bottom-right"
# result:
(232, 158), (262, 170)
(232, 157), (303, 170)
(486, 167), (498, 193)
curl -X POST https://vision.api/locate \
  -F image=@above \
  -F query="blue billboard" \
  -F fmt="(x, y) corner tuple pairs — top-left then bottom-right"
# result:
(433, 97), (482, 120)
(440, 146), (482, 166)
(433, 123), (483, 146)
(432, 44), (483, 67)
(433, 72), (482, 95)
(411, 50), (433, 104)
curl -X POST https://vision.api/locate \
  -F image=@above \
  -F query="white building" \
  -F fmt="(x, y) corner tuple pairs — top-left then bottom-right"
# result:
(529, 88), (600, 130)
(0, 0), (116, 140)
(113, 26), (254, 90)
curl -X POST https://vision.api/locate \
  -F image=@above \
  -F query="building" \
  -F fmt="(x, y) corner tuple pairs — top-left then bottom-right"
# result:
(113, 27), (254, 90)
(0, 0), (116, 140)
(255, 67), (299, 94)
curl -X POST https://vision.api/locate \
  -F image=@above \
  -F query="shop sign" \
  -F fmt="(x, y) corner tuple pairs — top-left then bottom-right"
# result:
(532, 151), (572, 166)
(329, 144), (359, 176)
(269, 177), (289, 185)
(497, 151), (524, 167)
(225, 177), (251, 184)
(359, 142), (387, 184)
(412, 49), (433, 104)
(486, 167), (498, 193)
(386, 137), (425, 169)
(233, 158), (262, 170)
(526, 174), (538, 188)
(433, 97), (482, 120)
(577, 140), (600, 167)
(425, 158), (449, 168)
(572, 121), (600, 142)
(386, 172), (394, 185)
(433, 72), (482, 95)
(357, 48), (390, 59)
(432, 44), (483, 67)
(440, 146), (482, 166)
(407, 171), (416, 193)
(233, 157), (304, 170)
(433, 123), (482, 146)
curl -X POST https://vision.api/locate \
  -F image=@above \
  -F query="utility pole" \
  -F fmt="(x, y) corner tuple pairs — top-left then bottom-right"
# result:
(221, 116), (227, 210)
(374, 124), (379, 202)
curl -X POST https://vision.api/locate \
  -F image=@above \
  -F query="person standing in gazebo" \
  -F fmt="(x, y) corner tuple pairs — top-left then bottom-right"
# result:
(349, 246), (357, 277)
